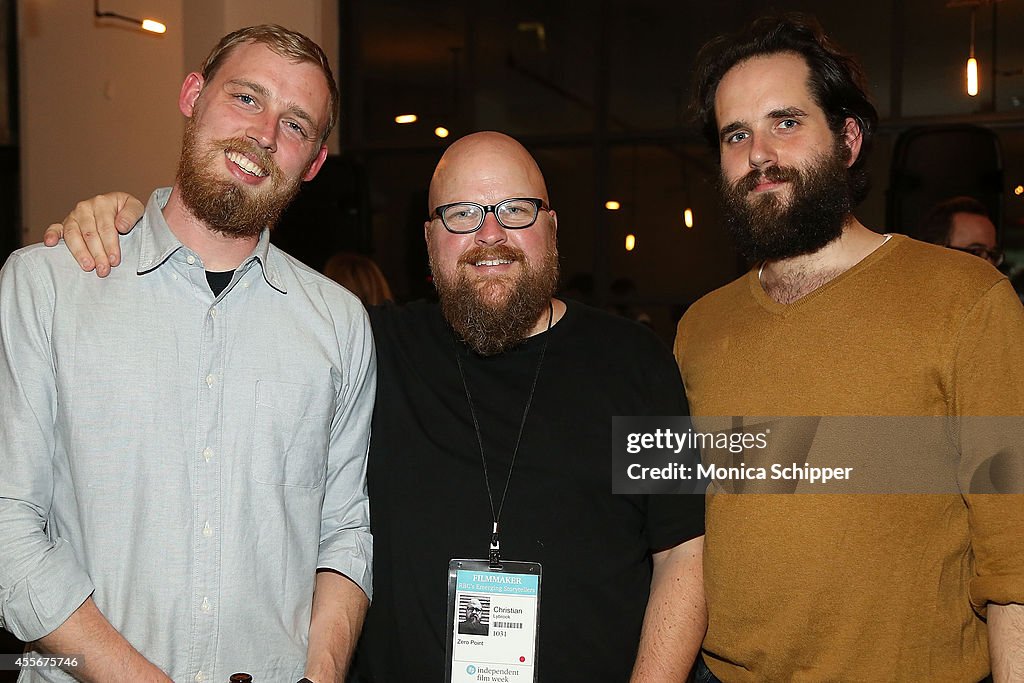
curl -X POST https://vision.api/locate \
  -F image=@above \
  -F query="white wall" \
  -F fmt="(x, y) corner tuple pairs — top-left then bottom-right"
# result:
(19, 0), (185, 244)
(18, 0), (338, 245)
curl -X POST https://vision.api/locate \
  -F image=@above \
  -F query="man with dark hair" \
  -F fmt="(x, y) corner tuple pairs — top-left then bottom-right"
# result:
(0, 25), (372, 683)
(692, 14), (878, 208)
(679, 13), (1024, 682)
(39, 132), (707, 681)
(920, 196), (1003, 267)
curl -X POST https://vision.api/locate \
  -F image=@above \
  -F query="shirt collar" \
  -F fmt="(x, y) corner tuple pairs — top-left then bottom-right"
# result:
(134, 187), (287, 294)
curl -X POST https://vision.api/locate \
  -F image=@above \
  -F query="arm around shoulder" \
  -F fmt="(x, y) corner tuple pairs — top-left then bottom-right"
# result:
(41, 191), (144, 277)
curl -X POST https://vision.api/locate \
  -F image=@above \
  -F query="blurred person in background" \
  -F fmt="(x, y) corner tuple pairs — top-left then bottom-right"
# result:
(920, 196), (1003, 268)
(323, 251), (393, 306)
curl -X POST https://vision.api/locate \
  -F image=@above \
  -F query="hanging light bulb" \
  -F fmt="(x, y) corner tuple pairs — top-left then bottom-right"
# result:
(683, 208), (694, 229)
(966, 7), (979, 97)
(625, 234), (636, 251)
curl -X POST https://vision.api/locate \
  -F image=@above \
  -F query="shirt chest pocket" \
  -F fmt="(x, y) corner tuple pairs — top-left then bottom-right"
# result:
(252, 379), (335, 488)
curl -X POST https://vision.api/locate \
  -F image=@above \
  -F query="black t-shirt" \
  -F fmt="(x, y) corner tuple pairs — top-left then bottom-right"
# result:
(206, 269), (233, 297)
(357, 300), (703, 682)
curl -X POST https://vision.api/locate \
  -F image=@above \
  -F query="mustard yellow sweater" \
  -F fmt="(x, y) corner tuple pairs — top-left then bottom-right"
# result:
(675, 234), (1024, 682)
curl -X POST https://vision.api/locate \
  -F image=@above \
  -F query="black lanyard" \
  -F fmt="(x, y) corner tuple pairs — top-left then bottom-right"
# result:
(453, 301), (553, 568)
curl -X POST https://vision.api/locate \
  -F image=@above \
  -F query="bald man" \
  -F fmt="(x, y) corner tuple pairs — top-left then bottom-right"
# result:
(43, 131), (706, 682)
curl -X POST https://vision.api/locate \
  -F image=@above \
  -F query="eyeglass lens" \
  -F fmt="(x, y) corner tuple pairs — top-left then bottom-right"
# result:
(442, 199), (540, 232)
(952, 245), (1003, 266)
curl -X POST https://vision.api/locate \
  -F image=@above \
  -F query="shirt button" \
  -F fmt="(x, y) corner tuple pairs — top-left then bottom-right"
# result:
(202, 521), (212, 538)
(195, 671), (205, 682)
(186, 255), (196, 265)
(206, 374), (215, 388)
(172, 273), (178, 281)
(243, 282), (249, 288)
(203, 447), (213, 462)
(210, 307), (217, 319)
(201, 596), (211, 613)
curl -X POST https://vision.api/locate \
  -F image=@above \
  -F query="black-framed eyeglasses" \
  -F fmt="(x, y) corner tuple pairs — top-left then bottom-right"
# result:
(429, 197), (550, 234)
(949, 244), (1004, 267)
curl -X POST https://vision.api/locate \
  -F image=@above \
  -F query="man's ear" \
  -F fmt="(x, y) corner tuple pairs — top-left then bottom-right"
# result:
(841, 117), (863, 168)
(548, 209), (558, 234)
(179, 72), (205, 117)
(302, 145), (330, 182)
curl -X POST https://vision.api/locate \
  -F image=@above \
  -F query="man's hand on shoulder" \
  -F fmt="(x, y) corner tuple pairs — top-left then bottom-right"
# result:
(42, 192), (144, 277)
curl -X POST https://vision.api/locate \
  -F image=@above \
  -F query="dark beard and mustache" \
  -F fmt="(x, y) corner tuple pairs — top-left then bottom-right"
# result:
(176, 116), (303, 238)
(719, 138), (854, 262)
(431, 242), (560, 357)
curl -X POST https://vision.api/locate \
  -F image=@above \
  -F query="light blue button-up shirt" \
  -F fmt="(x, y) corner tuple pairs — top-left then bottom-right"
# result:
(0, 188), (374, 682)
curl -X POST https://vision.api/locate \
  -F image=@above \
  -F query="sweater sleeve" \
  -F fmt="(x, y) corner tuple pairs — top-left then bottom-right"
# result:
(951, 278), (1024, 610)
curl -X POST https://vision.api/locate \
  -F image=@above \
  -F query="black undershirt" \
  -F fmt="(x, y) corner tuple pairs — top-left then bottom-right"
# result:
(206, 270), (233, 297)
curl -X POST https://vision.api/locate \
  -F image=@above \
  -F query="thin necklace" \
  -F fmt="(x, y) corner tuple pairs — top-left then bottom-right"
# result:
(758, 233), (893, 285)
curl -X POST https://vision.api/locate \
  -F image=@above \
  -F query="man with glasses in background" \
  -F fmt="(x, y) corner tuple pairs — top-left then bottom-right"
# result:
(920, 196), (1004, 268)
(40, 130), (707, 682)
